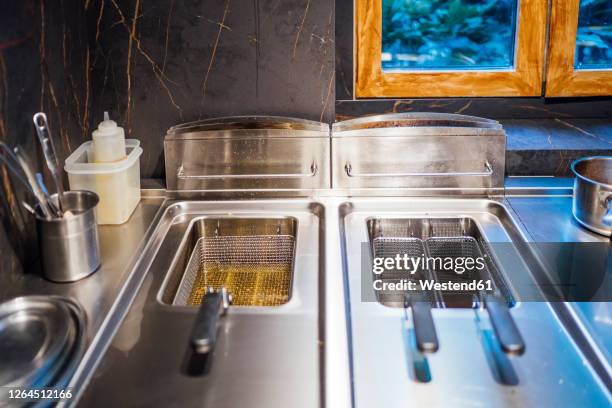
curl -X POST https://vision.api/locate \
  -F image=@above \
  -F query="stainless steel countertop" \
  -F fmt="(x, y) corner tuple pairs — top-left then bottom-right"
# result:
(507, 196), (609, 243)
(3, 179), (610, 407)
(506, 191), (612, 384)
(71, 182), (610, 407)
(0, 196), (164, 346)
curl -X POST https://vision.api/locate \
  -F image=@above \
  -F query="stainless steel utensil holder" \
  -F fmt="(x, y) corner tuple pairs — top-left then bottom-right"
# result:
(36, 191), (101, 282)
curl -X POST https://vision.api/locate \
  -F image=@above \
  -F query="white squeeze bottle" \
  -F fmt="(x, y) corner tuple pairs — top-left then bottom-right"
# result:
(91, 112), (128, 223)
(92, 112), (126, 162)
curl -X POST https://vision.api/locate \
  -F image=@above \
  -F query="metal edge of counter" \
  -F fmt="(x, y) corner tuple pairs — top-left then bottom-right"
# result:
(65, 194), (169, 407)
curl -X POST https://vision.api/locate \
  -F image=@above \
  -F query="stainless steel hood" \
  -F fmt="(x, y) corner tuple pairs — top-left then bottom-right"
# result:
(331, 112), (506, 196)
(164, 116), (330, 194)
(164, 113), (505, 197)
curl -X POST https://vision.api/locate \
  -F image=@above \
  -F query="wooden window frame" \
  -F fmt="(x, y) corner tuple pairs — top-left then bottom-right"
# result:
(546, 0), (612, 96)
(355, 0), (548, 98)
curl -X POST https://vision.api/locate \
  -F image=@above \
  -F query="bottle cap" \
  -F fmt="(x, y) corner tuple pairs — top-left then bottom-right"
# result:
(95, 112), (120, 137)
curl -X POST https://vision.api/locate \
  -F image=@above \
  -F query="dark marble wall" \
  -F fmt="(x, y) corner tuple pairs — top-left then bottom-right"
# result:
(93, 0), (335, 177)
(114, 0), (336, 177)
(0, 0), (335, 271)
(0, 2), (41, 273)
(2, 0), (335, 178)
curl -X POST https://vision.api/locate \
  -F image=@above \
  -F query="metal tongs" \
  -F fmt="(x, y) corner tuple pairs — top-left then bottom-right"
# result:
(33, 112), (66, 217)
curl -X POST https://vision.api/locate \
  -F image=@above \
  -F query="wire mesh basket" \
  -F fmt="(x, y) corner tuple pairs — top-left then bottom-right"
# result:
(173, 235), (295, 307)
(367, 217), (512, 309)
(372, 237), (437, 305)
(426, 237), (490, 285)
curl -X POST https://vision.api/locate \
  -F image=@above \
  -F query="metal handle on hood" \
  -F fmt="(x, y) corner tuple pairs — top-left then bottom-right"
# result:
(177, 163), (318, 180)
(345, 161), (492, 178)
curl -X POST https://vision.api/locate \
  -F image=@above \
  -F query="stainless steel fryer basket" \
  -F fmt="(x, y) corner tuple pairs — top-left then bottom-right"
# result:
(173, 234), (295, 306)
(372, 237), (440, 306)
(159, 217), (299, 307)
(368, 217), (513, 308)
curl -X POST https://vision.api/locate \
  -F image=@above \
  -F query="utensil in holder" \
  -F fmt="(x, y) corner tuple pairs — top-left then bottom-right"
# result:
(35, 190), (101, 282)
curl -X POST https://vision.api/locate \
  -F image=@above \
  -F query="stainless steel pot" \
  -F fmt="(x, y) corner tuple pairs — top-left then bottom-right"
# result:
(571, 156), (612, 236)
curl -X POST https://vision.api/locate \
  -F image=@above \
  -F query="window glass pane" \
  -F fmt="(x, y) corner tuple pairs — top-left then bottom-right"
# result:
(575, 0), (612, 69)
(381, 0), (518, 71)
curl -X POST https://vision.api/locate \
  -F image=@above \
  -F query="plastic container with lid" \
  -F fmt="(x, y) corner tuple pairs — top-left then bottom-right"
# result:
(64, 140), (142, 225)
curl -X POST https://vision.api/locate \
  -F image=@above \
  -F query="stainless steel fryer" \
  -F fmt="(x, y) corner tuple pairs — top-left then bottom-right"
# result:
(72, 113), (612, 408)
(158, 116), (326, 379)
